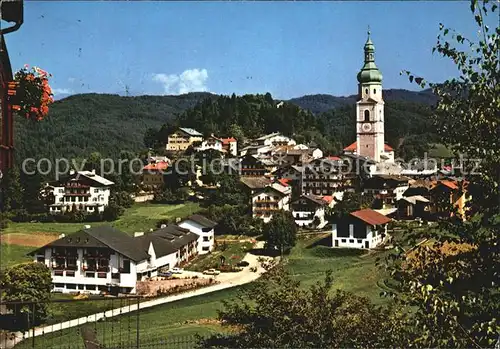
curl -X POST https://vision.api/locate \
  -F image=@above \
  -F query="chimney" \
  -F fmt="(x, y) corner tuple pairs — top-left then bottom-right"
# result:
(134, 232), (144, 237)
(84, 225), (91, 229)
(175, 217), (181, 223)
(91, 169), (96, 175)
(69, 170), (75, 175)
(160, 224), (167, 229)
(149, 228), (153, 232)
(59, 233), (65, 239)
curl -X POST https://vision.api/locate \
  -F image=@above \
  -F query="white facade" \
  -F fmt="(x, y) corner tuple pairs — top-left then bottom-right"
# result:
(255, 133), (296, 147)
(293, 206), (325, 228)
(48, 171), (114, 214)
(195, 136), (224, 153)
(331, 222), (387, 249)
(34, 248), (144, 294)
(252, 184), (292, 223)
(178, 220), (215, 254)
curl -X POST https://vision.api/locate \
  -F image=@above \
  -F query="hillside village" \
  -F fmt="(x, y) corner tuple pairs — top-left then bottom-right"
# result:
(0, 1), (497, 346)
(26, 33), (472, 297)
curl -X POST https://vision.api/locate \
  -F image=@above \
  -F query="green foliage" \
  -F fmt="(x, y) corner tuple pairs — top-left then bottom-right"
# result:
(1, 166), (23, 212)
(14, 93), (210, 165)
(327, 192), (373, 220)
(102, 203), (125, 221)
(198, 267), (405, 348)
(1, 262), (52, 328)
(262, 211), (297, 254)
(389, 1), (500, 347)
(110, 191), (134, 208)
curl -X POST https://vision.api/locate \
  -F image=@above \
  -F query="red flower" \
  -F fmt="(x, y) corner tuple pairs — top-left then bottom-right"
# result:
(13, 66), (54, 121)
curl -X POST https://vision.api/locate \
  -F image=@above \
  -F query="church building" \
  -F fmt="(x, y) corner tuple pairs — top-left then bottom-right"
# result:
(343, 31), (395, 164)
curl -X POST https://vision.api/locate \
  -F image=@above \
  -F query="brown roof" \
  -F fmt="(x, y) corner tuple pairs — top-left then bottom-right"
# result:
(240, 176), (272, 189)
(350, 209), (391, 226)
(343, 141), (393, 152)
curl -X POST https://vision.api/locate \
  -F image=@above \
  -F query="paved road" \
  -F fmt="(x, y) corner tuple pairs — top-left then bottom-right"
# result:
(5, 242), (270, 347)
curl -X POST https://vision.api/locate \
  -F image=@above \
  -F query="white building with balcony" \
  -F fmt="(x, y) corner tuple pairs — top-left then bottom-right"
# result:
(30, 225), (198, 295)
(252, 182), (292, 223)
(47, 170), (114, 214)
(178, 214), (217, 254)
(291, 194), (327, 228)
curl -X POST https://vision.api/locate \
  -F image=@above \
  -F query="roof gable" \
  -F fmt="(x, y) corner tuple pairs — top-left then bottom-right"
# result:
(350, 209), (391, 226)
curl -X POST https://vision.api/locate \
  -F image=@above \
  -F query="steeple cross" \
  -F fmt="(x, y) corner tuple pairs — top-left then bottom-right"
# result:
(367, 25), (371, 37)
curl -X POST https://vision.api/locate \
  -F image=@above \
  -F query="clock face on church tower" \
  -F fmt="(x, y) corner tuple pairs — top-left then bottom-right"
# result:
(362, 123), (372, 132)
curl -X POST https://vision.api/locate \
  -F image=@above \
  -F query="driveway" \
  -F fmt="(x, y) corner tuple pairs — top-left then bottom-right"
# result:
(7, 241), (273, 347)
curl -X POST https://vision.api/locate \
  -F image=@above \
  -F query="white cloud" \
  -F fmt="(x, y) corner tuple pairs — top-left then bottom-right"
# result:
(152, 68), (208, 95)
(52, 87), (74, 95)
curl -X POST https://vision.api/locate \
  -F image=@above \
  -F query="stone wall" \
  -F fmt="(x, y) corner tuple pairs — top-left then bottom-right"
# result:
(136, 277), (216, 297)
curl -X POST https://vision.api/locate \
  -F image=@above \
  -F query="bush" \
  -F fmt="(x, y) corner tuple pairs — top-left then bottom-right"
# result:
(103, 203), (125, 221)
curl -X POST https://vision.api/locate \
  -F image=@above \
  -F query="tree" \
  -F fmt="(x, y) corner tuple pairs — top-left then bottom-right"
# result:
(262, 211), (297, 255)
(144, 127), (160, 149)
(198, 267), (406, 348)
(110, 191), (134, 208)
(387, 1), (500, 347)
(20, 171), (46, 214)
(1, 166), (23, 212)
(327, 192), (372, 220)
(1, 263), (52, 329)
(102, 203), (125, 221)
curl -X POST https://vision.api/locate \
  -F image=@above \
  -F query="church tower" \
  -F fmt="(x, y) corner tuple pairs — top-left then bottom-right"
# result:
(356, 29), (385, 163)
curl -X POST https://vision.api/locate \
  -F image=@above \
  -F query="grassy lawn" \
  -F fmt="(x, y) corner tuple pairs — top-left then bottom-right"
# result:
(0, 202), (201, 270)
(286, 234), (390, 304)
(184, 240), (254, 272)
(13, 234), (394, 348)
(2, 202), (201, 237)
(0, 244), (33, 269)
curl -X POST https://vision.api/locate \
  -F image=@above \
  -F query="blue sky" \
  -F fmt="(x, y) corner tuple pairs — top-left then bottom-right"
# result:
(5, 1), (486, 99)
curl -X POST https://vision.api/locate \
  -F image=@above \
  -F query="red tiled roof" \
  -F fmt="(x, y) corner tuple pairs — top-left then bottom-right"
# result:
(143, 162), (169, 171)
(221, 137), (237, 145)
(343, 141), (393, 152)
(327, 156), (341, 161)
(350, 209), (391, 226)
(438, 180), (459, 190)
(277, 178), (290, 187)
(343, 142), (357, 152)
(321, 196), (334, 204)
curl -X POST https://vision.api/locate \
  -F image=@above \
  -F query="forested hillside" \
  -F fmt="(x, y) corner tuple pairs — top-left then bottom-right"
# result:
(13, 89), (438, 165)
(14, 92), (213, 164)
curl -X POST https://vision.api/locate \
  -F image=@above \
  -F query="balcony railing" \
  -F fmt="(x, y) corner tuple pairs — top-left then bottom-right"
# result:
(254, 199), (279, 203)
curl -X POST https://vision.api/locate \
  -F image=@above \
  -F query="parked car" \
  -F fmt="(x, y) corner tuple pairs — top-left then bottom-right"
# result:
(203, 268), (220, 275)
(237, 261), (250, 267)
(171, 267), (184, 274)
(158, 271), (173, 277)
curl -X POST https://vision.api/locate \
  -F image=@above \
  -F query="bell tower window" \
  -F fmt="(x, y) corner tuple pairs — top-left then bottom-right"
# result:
(373, 89), (376, 94)
(364, 110), (370, 122)
(364, 88), (368, 95)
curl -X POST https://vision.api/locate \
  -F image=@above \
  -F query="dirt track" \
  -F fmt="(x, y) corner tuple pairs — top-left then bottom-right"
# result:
(0, 233), (59, 247)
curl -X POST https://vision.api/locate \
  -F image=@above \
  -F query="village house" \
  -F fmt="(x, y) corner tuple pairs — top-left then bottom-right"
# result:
(178, 214), (217, 254)
(240, 176), (273, 196)
(30, 225), (198, 295)
(142, 161), (169, 188)
(331, 208), (391, 249)
(291, 194), (327, 228)
(254, 132), (296, 147)
(47, 170), (114, 215)
(252, 182), (292, 223)
(363, 174), (411, 207)
(396, 195), (431, 220)
(430, 179), (470, 219)
(239, 144), (273, 157)
(221, 137), (238, 156)
(301, 157), (347, 198)
(240, 154), (269, 177)
(194, 134), (224, 153)
(272, 146), (323, 166)
(165, 127), (203, 152)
